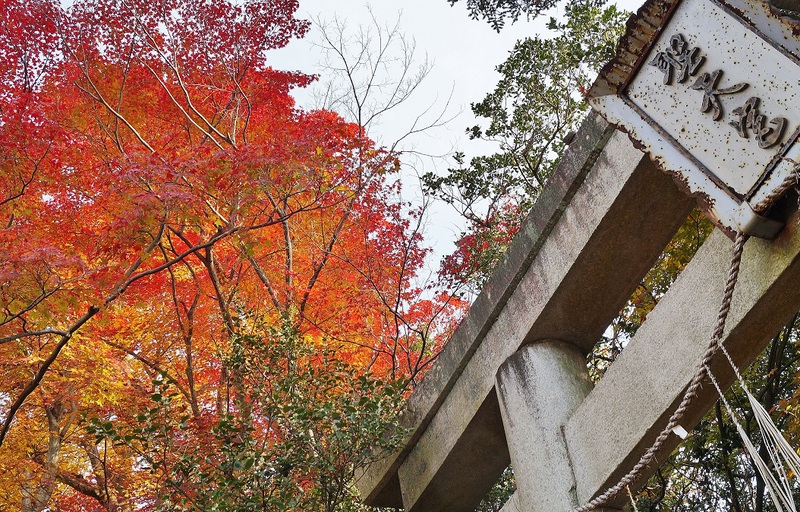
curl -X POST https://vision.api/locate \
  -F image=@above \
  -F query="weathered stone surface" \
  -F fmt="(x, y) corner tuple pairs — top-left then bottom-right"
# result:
(496, 341), (593, 512)
(397, 390), (510, 511)
(358, 111), (616, 507)
(565, 200), (800, 508)
(393, 130), (694, 511)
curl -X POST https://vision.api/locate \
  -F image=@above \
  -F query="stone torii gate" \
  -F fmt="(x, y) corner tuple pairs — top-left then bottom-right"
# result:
(358, 0), (800, 510)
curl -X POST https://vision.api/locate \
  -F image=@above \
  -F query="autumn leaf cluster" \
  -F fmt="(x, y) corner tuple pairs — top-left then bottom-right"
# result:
(0, 1), (465, 509)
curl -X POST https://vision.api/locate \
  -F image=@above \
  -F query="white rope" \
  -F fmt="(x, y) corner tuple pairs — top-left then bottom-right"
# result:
(704, 363), (800, 512)
(626, 485), (640, 512)
(749, 388), (800, 511)
(716, 335), (800, 505)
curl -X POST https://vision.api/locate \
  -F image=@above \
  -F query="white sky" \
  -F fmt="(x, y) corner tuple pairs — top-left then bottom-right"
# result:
(268, 0), (641, 275)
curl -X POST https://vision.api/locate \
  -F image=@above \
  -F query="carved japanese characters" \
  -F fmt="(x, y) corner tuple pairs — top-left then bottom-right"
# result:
(648, 33), (788, 149)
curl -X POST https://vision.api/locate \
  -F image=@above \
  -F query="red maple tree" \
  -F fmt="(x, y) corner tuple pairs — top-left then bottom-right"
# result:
(0, 1), (465, 508)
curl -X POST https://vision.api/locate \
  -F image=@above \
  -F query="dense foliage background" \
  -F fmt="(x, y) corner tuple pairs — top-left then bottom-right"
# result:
(0, 1), (463, 509)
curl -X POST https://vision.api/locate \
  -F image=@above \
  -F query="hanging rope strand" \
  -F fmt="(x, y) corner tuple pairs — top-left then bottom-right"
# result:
(752, 163), (800, 214)
(714, 331), (800, 510)
(704, 363), (800, 512)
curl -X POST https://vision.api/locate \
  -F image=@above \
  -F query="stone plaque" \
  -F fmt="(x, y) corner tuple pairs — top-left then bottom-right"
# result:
(589, 0), (800, 237)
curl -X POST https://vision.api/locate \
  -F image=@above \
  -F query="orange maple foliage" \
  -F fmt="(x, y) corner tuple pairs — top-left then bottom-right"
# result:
(0, 1), (466, 509)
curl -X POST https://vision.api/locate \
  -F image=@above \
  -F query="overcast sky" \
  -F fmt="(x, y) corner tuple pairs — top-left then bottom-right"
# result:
(268, 0), (640, 275)
(270, 1), (554, 149)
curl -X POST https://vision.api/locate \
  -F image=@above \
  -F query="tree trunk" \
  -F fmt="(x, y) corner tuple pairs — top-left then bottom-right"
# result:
(21, 400), (70, 512)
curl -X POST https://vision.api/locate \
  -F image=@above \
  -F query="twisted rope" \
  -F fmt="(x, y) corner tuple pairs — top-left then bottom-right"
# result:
(574, 231), (747, 512)
(752, 164), (799, 214)
(574, 161), (798, 511)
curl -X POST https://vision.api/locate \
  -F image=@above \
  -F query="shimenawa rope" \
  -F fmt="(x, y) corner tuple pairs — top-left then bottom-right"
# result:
(572, 231), (747, 512)
(574, 165), (799, 512)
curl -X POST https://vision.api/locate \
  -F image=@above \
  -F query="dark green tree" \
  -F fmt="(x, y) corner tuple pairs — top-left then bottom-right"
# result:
(424, 3), (628, 293)
(447, 0), (605, 31)
(88, 318), (407, 512)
